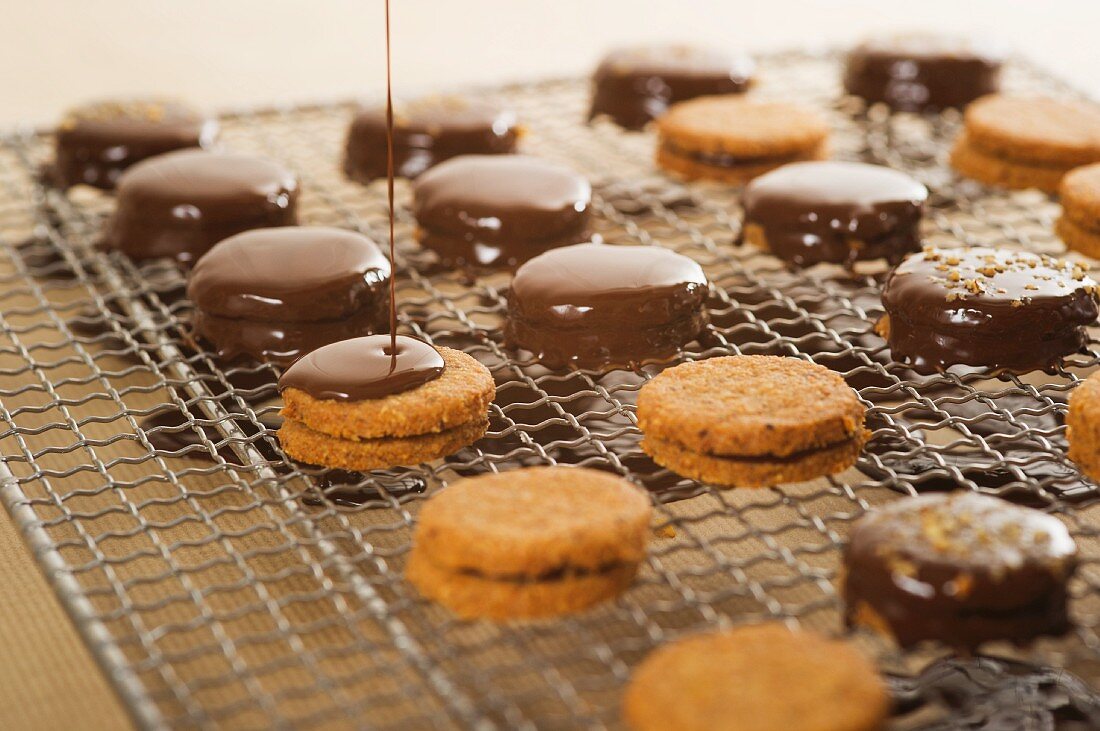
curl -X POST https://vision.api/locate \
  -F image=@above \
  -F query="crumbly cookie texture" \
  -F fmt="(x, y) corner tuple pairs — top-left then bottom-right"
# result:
(1068, 371), (1100, 482)
(623, 623), (889, 731)
(406, 466), (653, 619)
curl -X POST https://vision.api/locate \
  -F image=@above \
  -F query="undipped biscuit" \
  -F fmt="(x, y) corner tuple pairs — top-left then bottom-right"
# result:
(623, 623), (889, 731)
(407, 466), (652, 619)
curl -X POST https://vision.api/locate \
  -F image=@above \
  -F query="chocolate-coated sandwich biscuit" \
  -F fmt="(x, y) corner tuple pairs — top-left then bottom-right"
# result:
(278, 335), (494, 470)
(412, 154), (591, 269)
(637, 356), (868, 488)
(1067, 371), (1100, 483)
(406, 466), (652, 619)
(187, 227), (390, 365)
(844, 492), (1077, 651)
(343, 96), (519, 182)
(505, 243), (709, 368)
(950, 95), (1100, 192)
(656, 97), (830, 183)
(844, 33), (1003, 112)
(50, 98), (217, 190)
(1057, 163), (1100, 258)
(742, 161), (928, 268)
(588, 45), (754, 130)
(879, 246), (1098, 372)
(623, 623), (889, 731)
(104, 149), (299, 264)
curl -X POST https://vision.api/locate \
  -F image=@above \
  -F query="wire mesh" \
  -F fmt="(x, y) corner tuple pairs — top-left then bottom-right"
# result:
(0, 51), (1099, 730)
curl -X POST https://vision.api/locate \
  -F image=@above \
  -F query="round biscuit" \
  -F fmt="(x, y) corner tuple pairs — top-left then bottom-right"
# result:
(281, 345), (494, 439)
(412, 466), (652, 577)
(405, 549), (638, 620)
(656, 96), (830, 159)
(1060, 162), (1100, 228)
(636, 355), (866, 457)
(963, 94), (1100, 167)
(278, 416), (487, 471)
(1068, 371), (1100, 482)
(656, 141), (828, 183)
(950, 133), (1068, 192)
(1055, 216), (1100, 259)
(642, 432), (866, 488)
(623, 623), (889, 731)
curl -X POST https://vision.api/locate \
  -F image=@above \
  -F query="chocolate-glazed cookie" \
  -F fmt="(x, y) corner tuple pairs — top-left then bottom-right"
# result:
(844, 492), (1077, 651)
(505, 243), (708, 368)
(879, 246), (1098, 373)
(844, 33), (1004, 112)
(50, 98), (217, 190)
(742, 161), (927, 268)
(187, 227), (390, 366)
(104, 149), (299, 264)
(343, 96), (519, 182)
(588, 45), (754, 130)
(412, 155), (591, 270)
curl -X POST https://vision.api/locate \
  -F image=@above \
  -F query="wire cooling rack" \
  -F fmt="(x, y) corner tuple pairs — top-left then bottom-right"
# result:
(1, 51), (1099, 730)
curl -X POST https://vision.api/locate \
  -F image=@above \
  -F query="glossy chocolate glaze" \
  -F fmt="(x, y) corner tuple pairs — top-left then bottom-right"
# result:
(880, 247), (1099, 373)
(51, 99), (217, 190)
(344, 96), (519, 182)
(845, 33), (1004, 112)
(412, 155), (592, 269)
(278, 335), (444, 401)
(742, 161), (928, 268)
(589, 45), (753, 130)
(104, 149), (299, 264)
(505, 243), (709, 368)
(844, 492), (1077, 650)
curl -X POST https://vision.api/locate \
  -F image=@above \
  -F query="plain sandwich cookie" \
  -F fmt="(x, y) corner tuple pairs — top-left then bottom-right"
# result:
(637, 355), (868, 487)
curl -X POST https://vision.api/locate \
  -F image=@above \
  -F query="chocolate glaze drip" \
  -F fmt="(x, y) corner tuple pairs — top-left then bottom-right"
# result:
(845, 33), (1004, 112)
(344, 96), (518, 182)
(412, 154), (592, 270)
(505, 243), (709, 368)
(278, 335), (444, 401)
(187, 227), (390, 365)
(50, 99), (217, 190)
(589, 45), (753, 130)
(844, 492), (1077, 651)
(880, 247), (1099, 373)
(742, 161), (928, 268)
(140, 408), (282, 464)
(104, 149), (299, 264)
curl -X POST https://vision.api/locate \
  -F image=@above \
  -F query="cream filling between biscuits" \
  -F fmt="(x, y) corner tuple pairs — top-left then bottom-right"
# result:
(449, 561), (632, 585)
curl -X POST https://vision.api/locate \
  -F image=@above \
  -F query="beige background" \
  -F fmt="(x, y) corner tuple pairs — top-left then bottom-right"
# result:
(2, 0), (1099, 126)
(0, 2), (1097, 729)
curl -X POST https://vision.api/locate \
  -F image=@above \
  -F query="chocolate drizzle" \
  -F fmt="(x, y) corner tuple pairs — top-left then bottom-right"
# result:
(880, 247), (1099, 372)
(344, 97), (518, 182)
(505, 243), (708, 368)
(278, 335), (444, 401)
(50, 98), (217, 190)
(104, 149), (299, 264)
(187, 227), (391, 365)
(589, 45), (753, 130)
(845, 33), (1004, 112)
(742, 161), (927, 268)
(412, 154), (592, 270)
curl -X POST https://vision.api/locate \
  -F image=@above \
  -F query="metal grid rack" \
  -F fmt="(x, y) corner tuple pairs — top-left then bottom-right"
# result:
(1, 51), (1099, 729)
